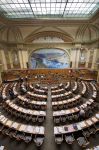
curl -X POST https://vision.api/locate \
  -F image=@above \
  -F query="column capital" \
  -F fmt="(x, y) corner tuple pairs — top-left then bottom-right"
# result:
(75, 44), (82, 48)
(17, 44), (23, 50)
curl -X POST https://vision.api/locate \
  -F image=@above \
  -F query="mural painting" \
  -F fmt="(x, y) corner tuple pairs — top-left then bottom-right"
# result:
(29, 48), (70, 69)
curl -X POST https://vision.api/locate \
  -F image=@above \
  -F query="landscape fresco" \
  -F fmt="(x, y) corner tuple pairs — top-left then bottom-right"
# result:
(29, 49), (70, 69)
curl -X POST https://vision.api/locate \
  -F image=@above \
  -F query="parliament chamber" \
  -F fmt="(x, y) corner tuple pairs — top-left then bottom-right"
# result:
(0, 69), (98, 150)
(0, 1), (99, 150)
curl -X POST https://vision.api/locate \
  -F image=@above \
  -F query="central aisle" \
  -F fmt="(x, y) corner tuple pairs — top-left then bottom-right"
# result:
(42, 85), (57, 150)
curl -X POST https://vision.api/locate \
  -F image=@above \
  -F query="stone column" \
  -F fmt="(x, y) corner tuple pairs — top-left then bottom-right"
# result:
(21, 50), (28, 68)
(0, 50), (7, 70)
(18, 50), (24, 69)
(76, 49), (80, 68)
(91, 49), (97, 69)
(70, 49), (77, 68)
(85, 50), (90, 68)
(8, 51), (13, 69)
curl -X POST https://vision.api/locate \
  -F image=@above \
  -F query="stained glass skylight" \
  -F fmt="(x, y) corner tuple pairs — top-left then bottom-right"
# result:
(0, 0), (99, 19)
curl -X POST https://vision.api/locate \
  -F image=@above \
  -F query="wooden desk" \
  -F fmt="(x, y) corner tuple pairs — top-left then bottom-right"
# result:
(54, 113), (99, 135)
(27, 91), (47, 100)
(53, 99), (94, 117)
(0, 112), (45, 135)
(52, 95), (81, 106)
(5, 100), (46, 117)
(17, 95), (47, 106)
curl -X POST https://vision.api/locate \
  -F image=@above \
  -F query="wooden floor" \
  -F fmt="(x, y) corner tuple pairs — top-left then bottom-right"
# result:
(0, 85), (99, 150)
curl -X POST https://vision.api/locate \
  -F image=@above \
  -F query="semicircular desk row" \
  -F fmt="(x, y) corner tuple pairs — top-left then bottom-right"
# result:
(52, 91), (97, 107)
(17, 83), (48, 100)
(51, 82), (70, 90)
(51, 81), (78, 94)
(12, 82), (48, 95)
(2, 79), (48, 96)
(54, 112), (99, 135)
(0, 111), (44, 135)
(29, 84), (48, 93)
(13, 83), (48, 105)
(4, 99), (46, 117)
(17, 95), (47, 106)
(1, 83), (48, 102)
(53, 99), (94, 117)
(51, 81), (87, 100)
(51, 82), (97, 103)
(51, 81), (97, 93)
(1, 82), (97, 111)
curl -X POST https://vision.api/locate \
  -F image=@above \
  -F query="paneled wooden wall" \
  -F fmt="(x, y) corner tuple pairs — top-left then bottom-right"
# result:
(1, 69), (98, 84)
